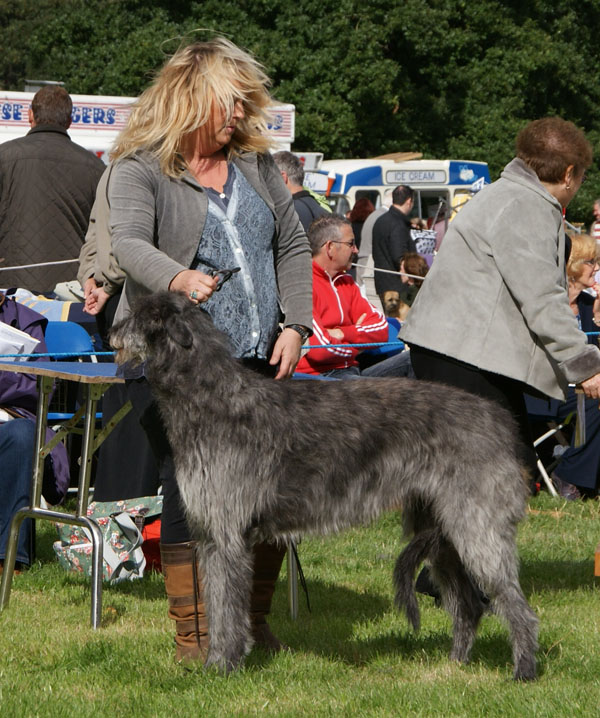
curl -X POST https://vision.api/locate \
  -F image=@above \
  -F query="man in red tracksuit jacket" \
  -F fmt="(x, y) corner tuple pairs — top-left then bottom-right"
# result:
(296, 214), (412, 379)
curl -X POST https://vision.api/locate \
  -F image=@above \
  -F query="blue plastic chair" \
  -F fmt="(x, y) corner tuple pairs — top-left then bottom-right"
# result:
(359, 317), (405, 362)
(45, 322), (100, 424)
(44, 321), (97, 362)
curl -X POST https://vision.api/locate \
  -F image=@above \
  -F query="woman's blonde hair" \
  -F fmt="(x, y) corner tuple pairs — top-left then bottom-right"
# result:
(111, 36), (274, 176)
(567, 233), (598, 281)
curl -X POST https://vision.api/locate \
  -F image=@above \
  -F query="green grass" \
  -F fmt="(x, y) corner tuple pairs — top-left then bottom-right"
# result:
(1, 493), (600, 717)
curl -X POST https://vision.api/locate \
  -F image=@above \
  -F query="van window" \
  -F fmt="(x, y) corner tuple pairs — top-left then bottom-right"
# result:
(452, 190), (473, 217)
(413, 190), (449, 224)
(329, 195), (351, 216)
(355, 189), (380, 208)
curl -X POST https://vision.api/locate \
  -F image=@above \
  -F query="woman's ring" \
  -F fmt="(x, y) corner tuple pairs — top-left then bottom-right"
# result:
(190, 290), (198, 300)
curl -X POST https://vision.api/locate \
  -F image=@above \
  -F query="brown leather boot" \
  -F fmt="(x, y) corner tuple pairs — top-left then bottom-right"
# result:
(250, 540), (289, 653)
(160, 541), (209, 663)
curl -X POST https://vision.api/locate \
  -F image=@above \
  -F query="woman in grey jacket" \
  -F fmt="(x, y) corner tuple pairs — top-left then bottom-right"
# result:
(107, 38), (312, 663)
(401, 117), (600, 477)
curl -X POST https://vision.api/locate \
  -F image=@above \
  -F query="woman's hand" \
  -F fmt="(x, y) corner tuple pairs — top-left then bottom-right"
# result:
(269, 328), (302, 380)
(83, 277), (97, 301)
(84, 286), (111, 315)
(169, 269), (218, 304)
(82, 277), (110, 315)
(580, 373), (600, 399)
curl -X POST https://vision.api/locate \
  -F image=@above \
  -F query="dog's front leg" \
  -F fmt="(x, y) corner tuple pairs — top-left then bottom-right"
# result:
(198, 538), (254, 673)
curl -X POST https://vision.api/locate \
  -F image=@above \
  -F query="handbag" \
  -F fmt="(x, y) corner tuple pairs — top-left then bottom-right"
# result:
(53, 495), (163, 583)
(410, 228), (437, 255)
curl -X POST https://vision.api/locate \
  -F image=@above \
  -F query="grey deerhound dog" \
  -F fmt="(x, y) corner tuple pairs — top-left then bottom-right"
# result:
(111, 291), (538, 680)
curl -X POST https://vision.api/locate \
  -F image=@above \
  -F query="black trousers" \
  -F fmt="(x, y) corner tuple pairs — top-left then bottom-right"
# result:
(409, 345), (537, 475)
(93, 291), (162, 502)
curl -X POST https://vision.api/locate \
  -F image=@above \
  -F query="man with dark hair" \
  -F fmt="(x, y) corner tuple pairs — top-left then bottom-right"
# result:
(372, 184), (417, 312)
(272, 150), (330, 231)
(0, 85), (104, 292)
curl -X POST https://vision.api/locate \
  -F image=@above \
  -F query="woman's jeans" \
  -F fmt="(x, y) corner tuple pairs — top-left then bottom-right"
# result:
(0, 419), (36, 565)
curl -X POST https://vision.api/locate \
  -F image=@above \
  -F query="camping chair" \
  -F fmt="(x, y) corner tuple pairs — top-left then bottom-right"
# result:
(525, 393), (575, 498)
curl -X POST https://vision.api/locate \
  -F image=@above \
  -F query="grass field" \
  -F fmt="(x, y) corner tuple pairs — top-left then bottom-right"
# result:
(1, 492), (599, 717)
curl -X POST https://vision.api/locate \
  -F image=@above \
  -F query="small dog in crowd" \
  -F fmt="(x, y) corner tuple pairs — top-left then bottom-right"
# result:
(111, 291), (538, 680)
(381, 289), (405, 319)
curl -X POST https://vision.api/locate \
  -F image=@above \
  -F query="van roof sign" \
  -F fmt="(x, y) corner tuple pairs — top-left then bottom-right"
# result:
(0, 91), (136, 131)
(386, 169), (447, 185)
(1, 92), (296, 159)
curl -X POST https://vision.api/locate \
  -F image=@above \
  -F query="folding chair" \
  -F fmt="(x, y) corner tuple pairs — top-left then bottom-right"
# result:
(525, 393), (574, 498)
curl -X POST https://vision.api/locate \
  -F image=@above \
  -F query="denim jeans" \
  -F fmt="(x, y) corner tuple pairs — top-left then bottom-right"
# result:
(0, 419), (36, 566)
(321, 349), (415, 381)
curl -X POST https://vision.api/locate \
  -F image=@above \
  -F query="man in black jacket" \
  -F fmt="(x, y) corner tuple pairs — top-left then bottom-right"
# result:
(372, 184), (417, 312)
(0, 85), (104, 293)
(273, 150), (330, 231)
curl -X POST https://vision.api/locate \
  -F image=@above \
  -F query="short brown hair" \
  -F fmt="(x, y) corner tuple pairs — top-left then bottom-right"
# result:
(348, 197), (375, 223)
(516, 117), (592, 183)
(401, 252), (429, 286)
(31, 86), (72, 128)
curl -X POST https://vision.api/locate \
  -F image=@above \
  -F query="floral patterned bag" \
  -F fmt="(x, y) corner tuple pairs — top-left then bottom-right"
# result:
(53, 496), (163, 583)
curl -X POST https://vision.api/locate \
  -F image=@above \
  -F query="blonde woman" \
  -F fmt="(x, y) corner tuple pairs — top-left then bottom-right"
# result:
(108, 37), (312, 663)
(547, 233), (600, 499)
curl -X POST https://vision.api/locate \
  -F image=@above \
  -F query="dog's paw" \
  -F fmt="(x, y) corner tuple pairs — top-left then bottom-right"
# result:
(513, 655), (537, 682)
(204, 649), (245, 675)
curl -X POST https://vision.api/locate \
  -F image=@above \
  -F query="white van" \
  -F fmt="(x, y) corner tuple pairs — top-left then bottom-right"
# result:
(0, 91), (296, 161)
(305, 154), (491, 224)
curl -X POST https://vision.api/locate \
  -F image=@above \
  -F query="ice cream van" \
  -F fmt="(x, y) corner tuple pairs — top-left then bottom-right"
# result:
(304, 153), (491, 224)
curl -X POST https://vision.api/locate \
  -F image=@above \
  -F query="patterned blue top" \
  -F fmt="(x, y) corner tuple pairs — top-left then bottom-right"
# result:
(191, 164), (278, 359)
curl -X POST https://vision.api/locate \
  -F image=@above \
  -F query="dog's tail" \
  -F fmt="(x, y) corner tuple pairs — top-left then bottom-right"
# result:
(393, 529), (439, 632)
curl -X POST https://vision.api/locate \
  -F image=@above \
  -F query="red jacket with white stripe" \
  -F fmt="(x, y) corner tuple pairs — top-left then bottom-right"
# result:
(296, 262), (388, 375)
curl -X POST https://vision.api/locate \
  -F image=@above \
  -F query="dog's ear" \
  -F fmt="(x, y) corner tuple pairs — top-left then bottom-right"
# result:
(165, 315), (194, 348)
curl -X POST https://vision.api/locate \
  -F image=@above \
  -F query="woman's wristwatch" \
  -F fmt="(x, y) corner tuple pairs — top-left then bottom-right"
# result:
(286, 324), (312, 342)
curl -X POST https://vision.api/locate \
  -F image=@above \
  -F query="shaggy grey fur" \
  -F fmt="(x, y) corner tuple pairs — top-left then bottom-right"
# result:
(110, 291), (538, 680)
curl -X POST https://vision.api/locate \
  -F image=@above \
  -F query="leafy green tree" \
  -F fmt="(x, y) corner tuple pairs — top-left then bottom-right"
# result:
(2, 0), (600, 220)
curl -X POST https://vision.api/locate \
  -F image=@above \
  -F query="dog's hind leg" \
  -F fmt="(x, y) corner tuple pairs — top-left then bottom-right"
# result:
(429, 537), (486, 665)
(490, 582), (538, 681)
(449, 527), (538, 680)
(394, 528), (439, 631)
(197, 538), (254, 673)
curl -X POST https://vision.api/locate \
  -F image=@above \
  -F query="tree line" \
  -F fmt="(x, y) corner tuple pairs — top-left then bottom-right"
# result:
(2, 0), (600, 221)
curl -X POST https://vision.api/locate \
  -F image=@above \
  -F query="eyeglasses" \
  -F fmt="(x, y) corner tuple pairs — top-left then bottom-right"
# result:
(330, 240), (357, 248)
(583, 259), (599, 267)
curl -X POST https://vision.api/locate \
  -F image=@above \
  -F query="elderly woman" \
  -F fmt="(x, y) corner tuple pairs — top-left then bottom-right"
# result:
(401, 118), (600, 482)
(401, 117), (600, 602)
(535, 233), (600, 499)
(108, 38), (312, 662)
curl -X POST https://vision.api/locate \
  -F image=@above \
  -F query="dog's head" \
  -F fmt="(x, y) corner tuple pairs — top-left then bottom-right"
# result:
(110, 291), (198, 366)
(381, 291), (401, 318)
